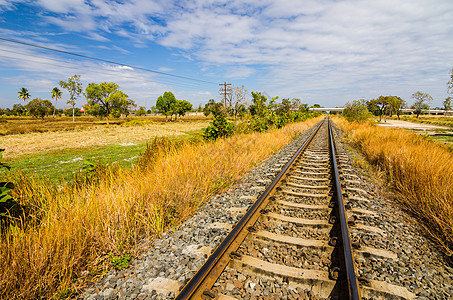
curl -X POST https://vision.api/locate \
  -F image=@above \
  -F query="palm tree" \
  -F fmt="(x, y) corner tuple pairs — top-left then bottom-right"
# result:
(17, 87), (30, 102)
(50, 87), (63, 117)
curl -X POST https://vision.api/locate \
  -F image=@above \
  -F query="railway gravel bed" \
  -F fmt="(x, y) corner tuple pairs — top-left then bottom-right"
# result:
(82, 120), (453, 299)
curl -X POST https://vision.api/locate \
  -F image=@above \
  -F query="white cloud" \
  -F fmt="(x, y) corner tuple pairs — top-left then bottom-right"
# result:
(1, 0), (453, 107)
(157, 66), (173, 72)
(225, 66), (255, 79)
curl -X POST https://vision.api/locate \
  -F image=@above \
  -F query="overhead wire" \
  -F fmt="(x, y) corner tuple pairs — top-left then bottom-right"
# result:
(0, 41), (216, 90)
(0, 36), (218, 86)
(0, 51), (211, 91)
(0, 22), (220, 104)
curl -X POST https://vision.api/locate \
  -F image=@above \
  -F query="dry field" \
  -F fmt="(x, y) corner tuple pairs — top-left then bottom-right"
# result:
(1, 116), (209, 159)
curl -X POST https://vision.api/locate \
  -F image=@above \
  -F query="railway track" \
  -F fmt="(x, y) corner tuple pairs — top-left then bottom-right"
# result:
(175, 117), (415, 300)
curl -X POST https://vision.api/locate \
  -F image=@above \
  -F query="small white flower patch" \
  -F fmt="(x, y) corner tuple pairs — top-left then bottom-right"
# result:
(59, 157), (84, 164)
(124, 156), (138, 162)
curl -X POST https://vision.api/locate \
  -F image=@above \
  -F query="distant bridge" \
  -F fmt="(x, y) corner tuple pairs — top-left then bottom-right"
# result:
(309, 107), (453, 115)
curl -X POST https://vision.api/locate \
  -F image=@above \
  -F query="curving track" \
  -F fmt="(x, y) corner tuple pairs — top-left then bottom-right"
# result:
(176, 117), (415, 300)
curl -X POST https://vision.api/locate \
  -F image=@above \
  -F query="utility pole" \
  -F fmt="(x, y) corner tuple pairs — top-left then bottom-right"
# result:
(219, 82), (232, 107)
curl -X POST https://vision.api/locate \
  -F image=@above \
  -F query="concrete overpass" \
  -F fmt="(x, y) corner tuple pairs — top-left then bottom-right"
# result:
(309, 107), (344, 113)
(309, 107), (453, 115)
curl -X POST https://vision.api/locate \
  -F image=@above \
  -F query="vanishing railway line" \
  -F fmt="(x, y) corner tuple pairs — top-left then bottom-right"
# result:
(176, 117), (415, 300)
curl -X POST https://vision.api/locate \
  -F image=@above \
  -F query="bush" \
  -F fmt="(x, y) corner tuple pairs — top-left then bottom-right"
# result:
(343, 100), (371, 123)
(248, 116), (271, 132)
(135, 106), (146, 116)
(203, 114), (235, 140)
(64, 107), (82, 117)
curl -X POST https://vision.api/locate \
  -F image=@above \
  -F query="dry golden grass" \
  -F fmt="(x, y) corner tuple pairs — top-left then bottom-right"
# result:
(335, 117), (453, 255)
(0, 117), (322, 299)
(0, 115), (101, 136)
(1, 119), (209, 159)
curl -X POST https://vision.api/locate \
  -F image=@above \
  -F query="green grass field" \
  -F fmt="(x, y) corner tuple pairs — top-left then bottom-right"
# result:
(4, 143), (147, 182)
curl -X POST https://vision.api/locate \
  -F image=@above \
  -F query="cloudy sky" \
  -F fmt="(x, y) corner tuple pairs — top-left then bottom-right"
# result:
(0, 0), (452, 109)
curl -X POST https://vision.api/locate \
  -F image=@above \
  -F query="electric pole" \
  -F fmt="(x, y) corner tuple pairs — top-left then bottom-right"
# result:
(219, 82), (232, 107)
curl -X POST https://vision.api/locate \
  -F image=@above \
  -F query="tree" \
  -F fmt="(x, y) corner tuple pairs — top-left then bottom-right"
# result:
(64, 107), (82, 117)
(50, 87), (63, 118)
(229, 85), (248, 121)
(448, 69), (453, 94)
(156, 91), (177, 121)
(136, 106), (147, 116)
(342, 100), (371, 123)
(276, 98), (293, 116)
(26, 98), (54, 120)
(12, 104), (25, 117)
(17, 87), (30, 102)
(249, 91), (269, 117)
(444, 97), (452, 116)
(59, 74), (82, 122)
(203, 100), (234, 140)
(248, 92), (279, 132)
(411, 91), (432, 118)
(203, 99), (218, 116)
(366, 99), (380, 117)
(374, 96), (390, 122)
(175, 100), (193, 119)
(85, 82), (129, 125)
(118, 98), (136, 119)
(386, 96), (406, 120)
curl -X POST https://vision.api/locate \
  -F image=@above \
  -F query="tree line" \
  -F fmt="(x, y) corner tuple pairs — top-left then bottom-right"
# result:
(2, 74), (194, 123)
(343, 69), (453, 122)
(344, 92), (452, 123)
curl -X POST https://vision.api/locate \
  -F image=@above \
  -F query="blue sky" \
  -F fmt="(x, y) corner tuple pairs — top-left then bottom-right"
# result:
(0, 0), (452, 109)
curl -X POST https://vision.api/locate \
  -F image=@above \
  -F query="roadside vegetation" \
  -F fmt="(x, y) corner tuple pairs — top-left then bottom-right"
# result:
(336, 117), (453, 256)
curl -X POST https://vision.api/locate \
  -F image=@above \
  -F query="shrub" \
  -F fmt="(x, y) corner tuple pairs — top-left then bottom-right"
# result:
(0, 149), (24, 232)
(203, 114), (235, 140)
(342, 100), (371, 123)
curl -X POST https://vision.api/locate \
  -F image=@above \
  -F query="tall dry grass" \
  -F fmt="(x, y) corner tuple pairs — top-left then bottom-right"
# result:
(0, 117), (321, 299)
(335, 118), (453, 255)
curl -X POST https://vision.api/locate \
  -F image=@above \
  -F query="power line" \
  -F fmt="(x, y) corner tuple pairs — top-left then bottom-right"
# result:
(0, 42), (217, 89)
(0, 51), (213, 91)
(0, 36), (218, 85)
(219, 82), (232, 107)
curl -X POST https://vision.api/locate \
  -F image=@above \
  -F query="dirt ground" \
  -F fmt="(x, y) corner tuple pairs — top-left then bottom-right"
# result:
(376, 119), (450, 130)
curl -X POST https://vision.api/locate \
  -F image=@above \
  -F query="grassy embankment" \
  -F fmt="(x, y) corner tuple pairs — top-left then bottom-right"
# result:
(0, 116), (322, 299)
(336, 117), (453, 256)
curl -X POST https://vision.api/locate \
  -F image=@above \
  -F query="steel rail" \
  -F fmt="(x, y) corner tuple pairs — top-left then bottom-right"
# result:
(175, 118), (326, 299)
(328, 117), (361, 299)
